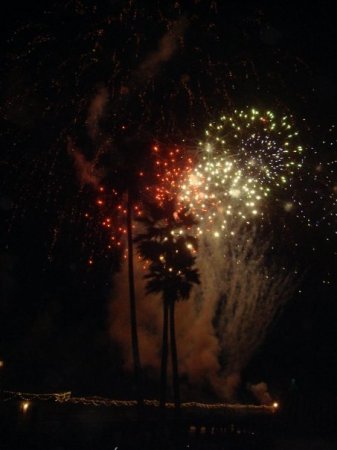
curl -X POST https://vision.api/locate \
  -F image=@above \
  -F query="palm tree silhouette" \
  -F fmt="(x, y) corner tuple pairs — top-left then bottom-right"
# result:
(109, 131), (154, 407)
(136, 200), (200, 410)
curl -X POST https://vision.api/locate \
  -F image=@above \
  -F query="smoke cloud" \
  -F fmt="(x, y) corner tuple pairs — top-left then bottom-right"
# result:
(248, 381), (273, 405)
(67, 138), (101, 188)
(110, 255), (162, 371)
(86, 87), (109, 141)
(110, 214), (294, 401)
(137, 18), (187, 81)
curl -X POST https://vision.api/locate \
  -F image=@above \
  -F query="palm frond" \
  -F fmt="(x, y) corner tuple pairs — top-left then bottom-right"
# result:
(136, 198), (200, 304)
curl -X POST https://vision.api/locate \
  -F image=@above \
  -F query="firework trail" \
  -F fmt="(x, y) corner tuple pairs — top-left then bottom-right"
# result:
(174, 109), (300, 396)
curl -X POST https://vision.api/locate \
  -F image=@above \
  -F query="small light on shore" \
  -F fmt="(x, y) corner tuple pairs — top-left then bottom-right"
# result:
(272, 402), (279, 409)
(21, 401), (30, 413)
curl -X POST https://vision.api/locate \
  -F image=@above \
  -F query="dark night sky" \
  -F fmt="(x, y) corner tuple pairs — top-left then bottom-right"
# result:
(1, 0), (337, 401)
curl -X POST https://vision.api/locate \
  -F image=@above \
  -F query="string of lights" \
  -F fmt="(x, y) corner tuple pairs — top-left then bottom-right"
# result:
(3, 391), (277, 412)
(4, 391), (72, 402)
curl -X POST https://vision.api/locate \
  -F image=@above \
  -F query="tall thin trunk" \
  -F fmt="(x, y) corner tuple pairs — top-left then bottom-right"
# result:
(160, 296), (169, 410)
(170, 300), (180, 410)
(126, 190), (142, 406)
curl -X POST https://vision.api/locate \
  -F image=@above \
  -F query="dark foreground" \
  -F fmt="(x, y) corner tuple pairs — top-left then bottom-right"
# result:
(1, 396), (336, 450)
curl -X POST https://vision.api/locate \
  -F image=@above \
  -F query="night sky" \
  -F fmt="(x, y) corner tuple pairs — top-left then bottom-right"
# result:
(1, 0), (337, 402)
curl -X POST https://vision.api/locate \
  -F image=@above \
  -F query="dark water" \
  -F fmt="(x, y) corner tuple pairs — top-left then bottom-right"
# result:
(2, 428), (337, 450)
(1, 401), (336, 450)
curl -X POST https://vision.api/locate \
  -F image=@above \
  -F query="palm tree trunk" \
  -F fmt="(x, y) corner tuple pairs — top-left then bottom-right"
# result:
(169, 300), (180, 410)
(160, 296), (169, 410)
(126, 190), (142, 407)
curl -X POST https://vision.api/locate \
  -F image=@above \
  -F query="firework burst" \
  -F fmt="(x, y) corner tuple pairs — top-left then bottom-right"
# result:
(178, 107), (305, 236)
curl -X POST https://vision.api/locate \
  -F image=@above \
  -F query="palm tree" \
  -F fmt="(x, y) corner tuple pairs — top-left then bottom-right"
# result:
(126, 185), (142, 406)
(135, 200), (200, 410)
(108, 132), (154, 407)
